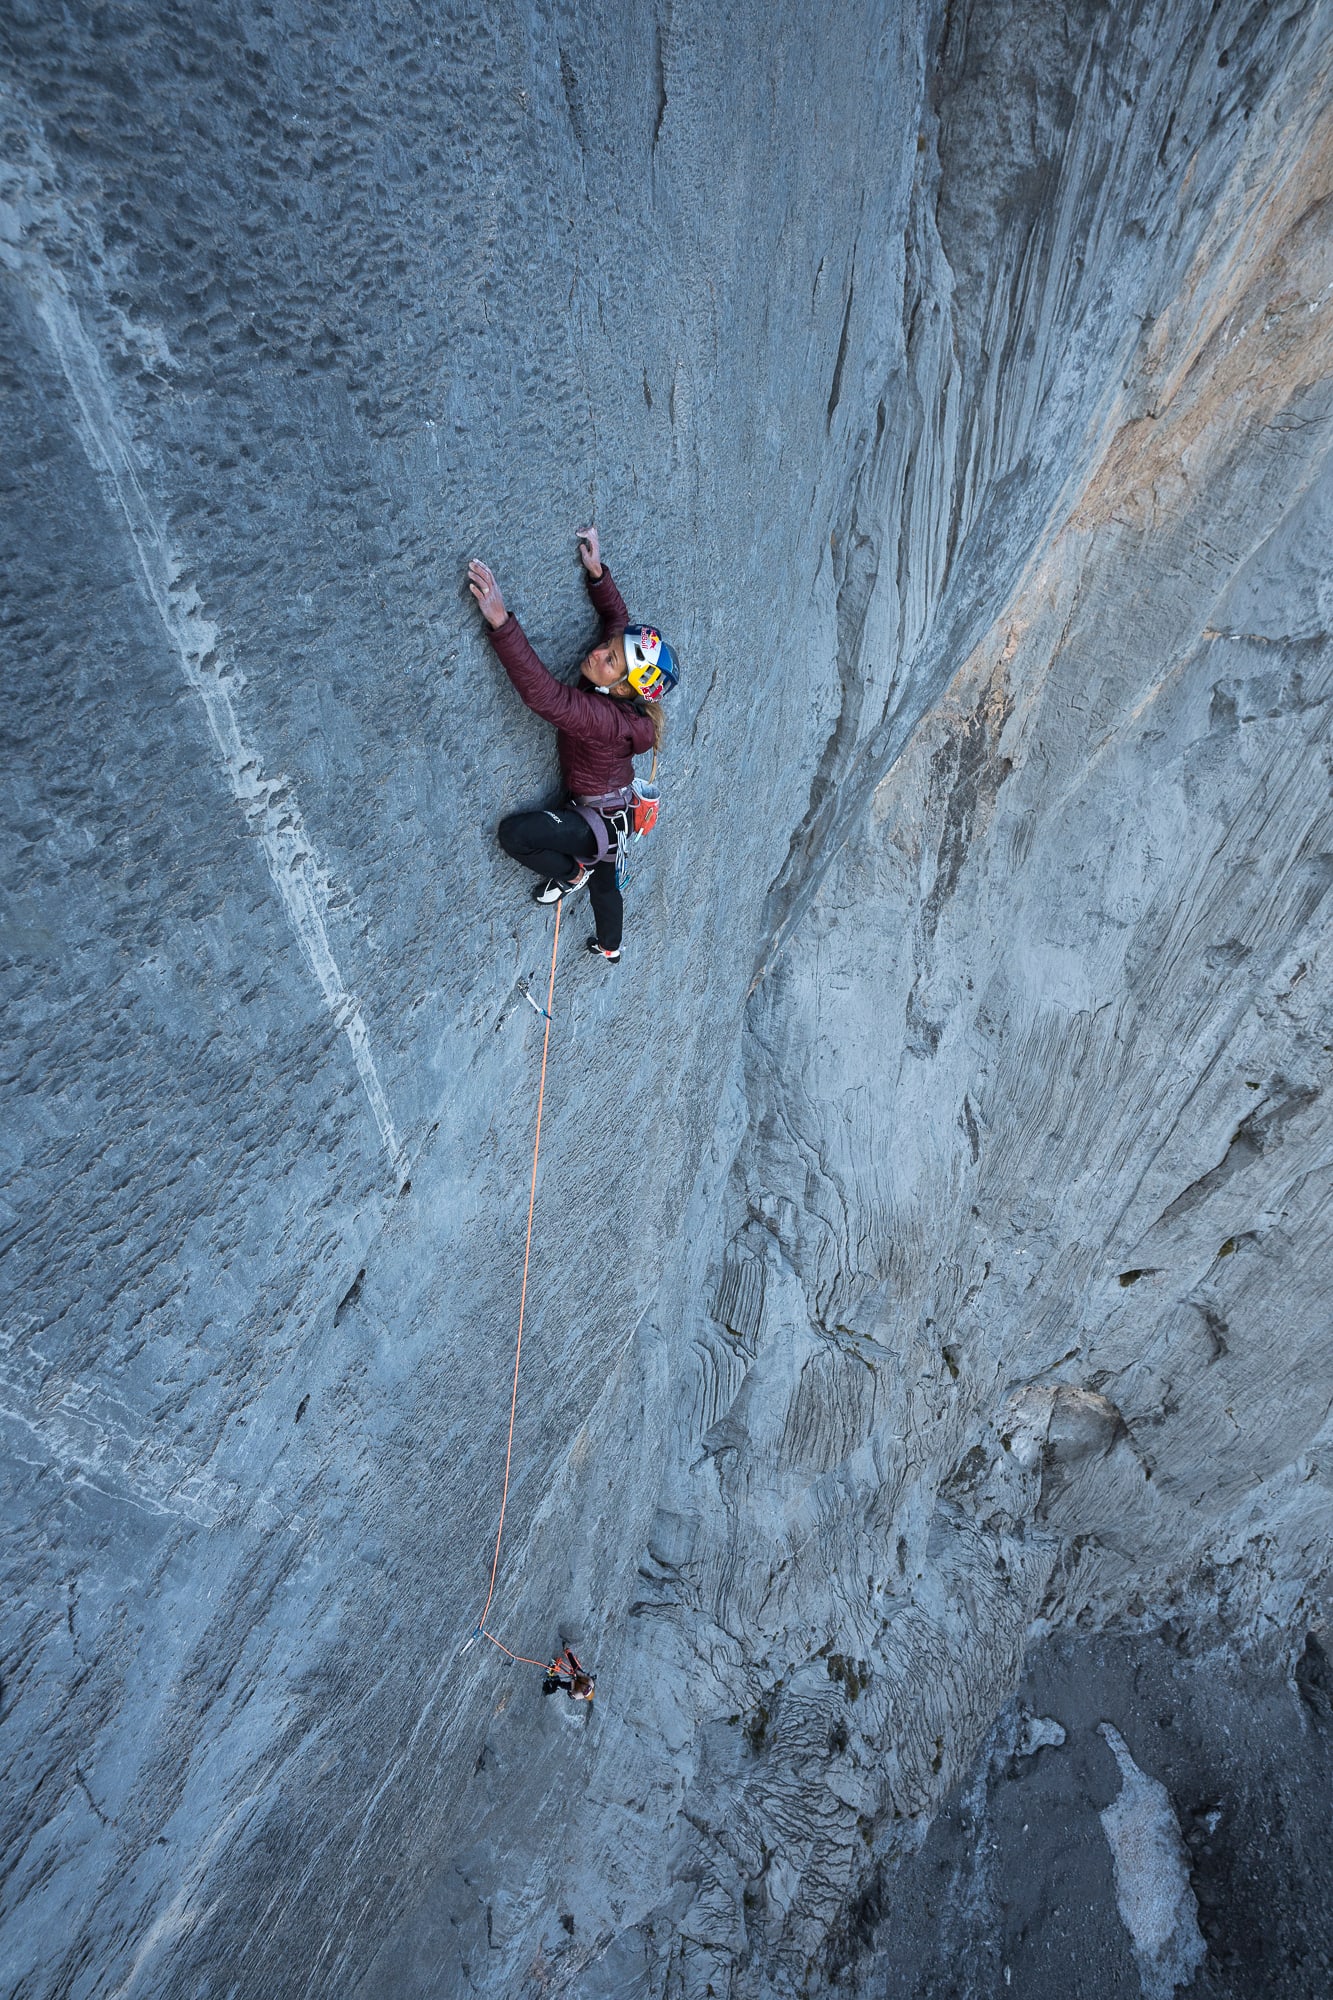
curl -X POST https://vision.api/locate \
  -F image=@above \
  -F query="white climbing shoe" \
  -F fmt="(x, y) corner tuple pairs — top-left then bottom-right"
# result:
(532, 864), (590, 904)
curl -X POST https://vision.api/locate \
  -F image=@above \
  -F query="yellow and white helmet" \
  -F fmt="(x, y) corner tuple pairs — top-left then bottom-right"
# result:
(621, 625), (679, 701)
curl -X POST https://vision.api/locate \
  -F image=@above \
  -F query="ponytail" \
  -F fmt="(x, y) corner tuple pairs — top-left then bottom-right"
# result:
(638, 693), (666, 757)
(612, 680), (666, 756)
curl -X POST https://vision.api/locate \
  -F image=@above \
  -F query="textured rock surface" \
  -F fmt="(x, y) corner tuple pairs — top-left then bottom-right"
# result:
(2, 2), (1332, 1997)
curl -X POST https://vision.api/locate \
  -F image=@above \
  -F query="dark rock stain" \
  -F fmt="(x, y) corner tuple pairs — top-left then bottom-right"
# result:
(827, 276), (856, 427)
(334, 1268), (366, 1323)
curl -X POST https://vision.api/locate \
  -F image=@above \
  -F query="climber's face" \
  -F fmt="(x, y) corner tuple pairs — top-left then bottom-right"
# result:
(582, 635), (628, 689)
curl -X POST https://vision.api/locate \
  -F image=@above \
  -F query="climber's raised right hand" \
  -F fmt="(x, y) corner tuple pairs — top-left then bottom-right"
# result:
(576, 525), (603, 579)
(468, 559), (508, 630)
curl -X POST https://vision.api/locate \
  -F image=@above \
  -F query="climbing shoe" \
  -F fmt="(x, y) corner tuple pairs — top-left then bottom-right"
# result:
(586, 936), (621, 964)
(532, 864), (590, 904)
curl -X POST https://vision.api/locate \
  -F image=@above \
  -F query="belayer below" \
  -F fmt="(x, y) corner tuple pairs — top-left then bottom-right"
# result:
(467, 526), (678, 964)
(543, 1646), (595, 1702)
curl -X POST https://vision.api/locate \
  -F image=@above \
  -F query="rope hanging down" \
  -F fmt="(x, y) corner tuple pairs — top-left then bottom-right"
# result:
(472, 899), (563, 1670)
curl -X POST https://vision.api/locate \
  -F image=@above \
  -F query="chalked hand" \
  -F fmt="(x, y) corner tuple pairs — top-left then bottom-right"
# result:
(576, 525), (602, 580)
(468, 560), (508, 630)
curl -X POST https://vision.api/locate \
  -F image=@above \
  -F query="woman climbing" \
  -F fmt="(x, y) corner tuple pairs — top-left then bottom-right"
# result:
(467, 526), (677, 963)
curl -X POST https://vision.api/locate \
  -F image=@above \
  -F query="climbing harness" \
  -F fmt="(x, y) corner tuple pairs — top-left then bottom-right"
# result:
(574, 751), (663, 892)
(544, 1647), (595, 1701)
(471, 900), (564, 1673)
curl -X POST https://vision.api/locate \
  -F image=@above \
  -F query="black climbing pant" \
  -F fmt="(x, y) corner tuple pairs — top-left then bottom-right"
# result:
(498, 808), (624, 950)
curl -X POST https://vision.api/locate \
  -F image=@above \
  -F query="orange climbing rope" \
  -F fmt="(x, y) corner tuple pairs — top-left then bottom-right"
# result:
(473, 900), (563, 1671)
(479, 1630), (548, 1670)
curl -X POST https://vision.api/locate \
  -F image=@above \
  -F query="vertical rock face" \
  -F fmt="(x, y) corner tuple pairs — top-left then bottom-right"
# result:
(1, 3), (1331, 1998)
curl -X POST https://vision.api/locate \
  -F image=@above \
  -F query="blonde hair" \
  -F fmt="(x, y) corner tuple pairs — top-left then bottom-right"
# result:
(639, 689), (666, 757)
(610, 659), (666, 756)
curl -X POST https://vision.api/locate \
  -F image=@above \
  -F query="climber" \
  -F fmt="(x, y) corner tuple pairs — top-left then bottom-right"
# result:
(467, 526), (677, 964)
(543, 1645), (595, 1702)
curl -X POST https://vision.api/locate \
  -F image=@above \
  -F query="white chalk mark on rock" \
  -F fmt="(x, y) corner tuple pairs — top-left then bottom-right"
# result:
(1098, 1723), (1207, 2000)
(0, 139), (404, 1175)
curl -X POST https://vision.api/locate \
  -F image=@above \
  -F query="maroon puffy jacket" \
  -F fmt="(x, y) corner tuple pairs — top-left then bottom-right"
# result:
(488, 565), (655, 798)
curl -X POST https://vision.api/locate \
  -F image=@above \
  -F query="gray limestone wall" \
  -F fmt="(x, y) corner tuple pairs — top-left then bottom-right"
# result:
(2, 2), (1331, 1997)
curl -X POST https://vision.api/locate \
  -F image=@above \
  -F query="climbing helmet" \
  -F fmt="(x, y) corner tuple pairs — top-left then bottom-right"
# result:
(621, 625), (678, 701)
